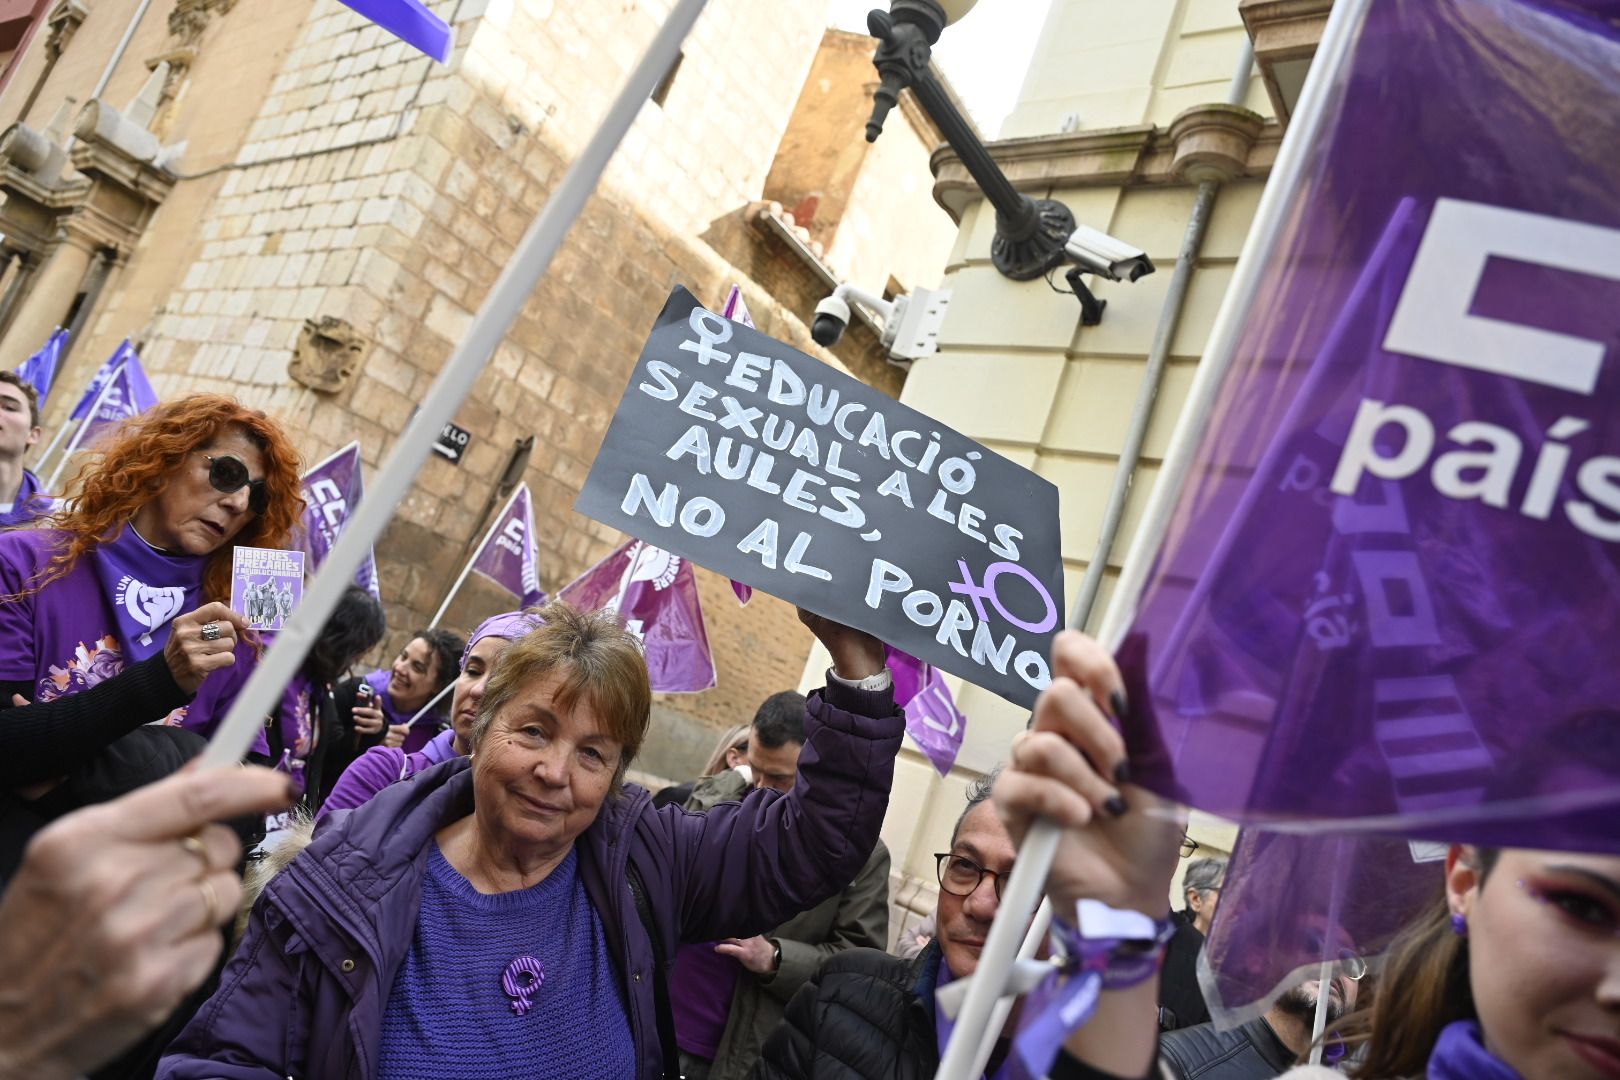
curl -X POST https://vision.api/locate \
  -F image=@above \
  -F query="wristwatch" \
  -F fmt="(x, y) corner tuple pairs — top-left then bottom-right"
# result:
(769, 939), (782, 972)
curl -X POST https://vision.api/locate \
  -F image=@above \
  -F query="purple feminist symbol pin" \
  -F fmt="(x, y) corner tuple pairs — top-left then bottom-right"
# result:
(501, 956), (545, 1016)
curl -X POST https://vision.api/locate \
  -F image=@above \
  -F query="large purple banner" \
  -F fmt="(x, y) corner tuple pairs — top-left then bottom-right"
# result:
(1124, 0), (1620, 854)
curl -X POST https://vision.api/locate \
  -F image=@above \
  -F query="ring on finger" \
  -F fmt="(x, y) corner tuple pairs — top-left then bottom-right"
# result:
(199, 622), (222, 642)
(196, 876), (222, 930)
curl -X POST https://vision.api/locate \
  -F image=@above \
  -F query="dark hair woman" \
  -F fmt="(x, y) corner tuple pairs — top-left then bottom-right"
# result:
(317, 608), (540, 820)
(993, 631), (1620, 1080)
(269, 583), (387, 806)
(0, 394), (302, 878)
(160, 601), (906, 1080)
(319, 626), (464, 801)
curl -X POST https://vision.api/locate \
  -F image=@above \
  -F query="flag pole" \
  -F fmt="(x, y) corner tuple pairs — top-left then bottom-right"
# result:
(933, 0), (1376, 1075)
(429, 482), (524, 627)
(404, 679), (456, 730)
(202, 0), (712, 770)
(43, 367), (122, 491)
(34, 418), (79, 476)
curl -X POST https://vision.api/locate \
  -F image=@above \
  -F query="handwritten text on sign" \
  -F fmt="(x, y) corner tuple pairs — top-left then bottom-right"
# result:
(576, 287), (1064, 707)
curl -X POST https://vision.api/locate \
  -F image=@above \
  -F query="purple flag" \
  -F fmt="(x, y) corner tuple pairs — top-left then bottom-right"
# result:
(78, 348), (159, 446)
(1113, 0), (1620, 1025)
(722, 285), (756, 607)
(470, 482), (547, 609)
(884, 645), (966, 776)
(15, 328), (66, 407)
(560, 539), (717, 693)
(298, 442), (381, 599)
(1122, 0), (1620, 850)
(68, 341), (134, 421)
(721, 284), (756, 328)
(1199, 831), (1443, 1027)
(335, 0), (451, 62)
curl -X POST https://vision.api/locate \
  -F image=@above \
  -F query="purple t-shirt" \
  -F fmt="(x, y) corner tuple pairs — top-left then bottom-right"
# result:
(0, 528), (266, 750)
(0, 469), (56, 529)
(670, 941), (742, 1060)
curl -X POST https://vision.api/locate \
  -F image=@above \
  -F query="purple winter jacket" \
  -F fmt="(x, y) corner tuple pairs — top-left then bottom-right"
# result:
(157, 680), (902, 1080)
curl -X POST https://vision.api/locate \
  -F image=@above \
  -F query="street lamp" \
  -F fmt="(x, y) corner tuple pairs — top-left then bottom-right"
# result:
(863, 0), (1077, 283)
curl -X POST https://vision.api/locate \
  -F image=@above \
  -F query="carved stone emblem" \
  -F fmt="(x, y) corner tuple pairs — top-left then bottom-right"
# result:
(290, 316), (370, 393)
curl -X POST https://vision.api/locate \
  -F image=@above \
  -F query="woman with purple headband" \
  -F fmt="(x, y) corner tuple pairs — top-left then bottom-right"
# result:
(318, 609), (542, 820)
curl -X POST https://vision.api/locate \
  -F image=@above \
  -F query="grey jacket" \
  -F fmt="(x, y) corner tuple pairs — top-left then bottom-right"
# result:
(683, 769), (891, 1080)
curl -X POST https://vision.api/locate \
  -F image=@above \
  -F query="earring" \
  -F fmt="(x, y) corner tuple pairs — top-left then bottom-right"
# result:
(1450, 913), (1468, 937)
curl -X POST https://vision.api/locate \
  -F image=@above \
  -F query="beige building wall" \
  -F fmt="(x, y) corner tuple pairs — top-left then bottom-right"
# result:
(867, 0), (1272, 924)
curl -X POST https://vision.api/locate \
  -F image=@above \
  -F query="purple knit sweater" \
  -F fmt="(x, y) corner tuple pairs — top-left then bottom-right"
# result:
(376, 844), (635, 1079)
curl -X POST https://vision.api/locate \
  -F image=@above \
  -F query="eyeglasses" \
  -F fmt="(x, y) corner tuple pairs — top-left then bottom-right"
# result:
(200, 453), (268, 515)
(1180, 835), (1199, 858)
(936, 853), (1011, 901)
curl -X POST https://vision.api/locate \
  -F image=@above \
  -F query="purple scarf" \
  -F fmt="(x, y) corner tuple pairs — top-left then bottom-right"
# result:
(1428, 1021), (1522, 1080)
(0, 469), (56, 529)
(90, 525), (205, 661)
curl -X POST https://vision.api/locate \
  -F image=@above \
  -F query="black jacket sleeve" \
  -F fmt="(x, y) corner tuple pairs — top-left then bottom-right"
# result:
(0, 654), (191, 786)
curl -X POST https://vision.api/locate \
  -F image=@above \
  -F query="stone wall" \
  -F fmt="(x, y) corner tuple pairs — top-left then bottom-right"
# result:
(5, 0), (962, 781)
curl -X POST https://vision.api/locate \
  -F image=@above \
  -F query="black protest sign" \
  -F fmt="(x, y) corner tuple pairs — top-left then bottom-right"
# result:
(576, 286), (1064, 708)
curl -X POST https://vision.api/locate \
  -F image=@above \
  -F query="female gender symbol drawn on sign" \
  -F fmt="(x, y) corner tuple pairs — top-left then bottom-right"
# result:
(947, 558), (1059, 635)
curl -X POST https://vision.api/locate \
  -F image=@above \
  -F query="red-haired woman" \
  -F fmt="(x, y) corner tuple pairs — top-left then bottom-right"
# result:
(0, 393), (303, 879)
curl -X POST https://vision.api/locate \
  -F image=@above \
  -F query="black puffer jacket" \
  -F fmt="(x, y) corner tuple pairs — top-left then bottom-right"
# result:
(750, 943), (942, 1079)
(1159, 1017), (1294, 1079)
(750, 941), (1149, 1080)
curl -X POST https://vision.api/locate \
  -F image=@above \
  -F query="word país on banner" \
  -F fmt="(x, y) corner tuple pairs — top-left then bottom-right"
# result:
(1330, 198), (1620, 543)
(578, 287), (1063, 707)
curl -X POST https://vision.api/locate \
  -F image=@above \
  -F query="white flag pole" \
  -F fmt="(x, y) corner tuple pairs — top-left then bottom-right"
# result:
(429, 482), (526, 627)
(612, 539), (650, 614)
(199, 0), (713, 770)
(934, 0), (1376, 1076)
(404, 679), (456, 730)
(35, 418), (80, 475)
(43, 366), (123, 491)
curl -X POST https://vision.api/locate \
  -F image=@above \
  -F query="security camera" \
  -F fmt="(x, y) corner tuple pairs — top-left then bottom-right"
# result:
(812, 283), (892, 349)
(1065, 225), (1155, 283)
(811, 282), (951, 366)
(1063, 225), (1156, 327)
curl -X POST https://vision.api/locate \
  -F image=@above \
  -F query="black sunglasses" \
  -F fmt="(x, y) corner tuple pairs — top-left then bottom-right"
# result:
(201, 453), (268, 515)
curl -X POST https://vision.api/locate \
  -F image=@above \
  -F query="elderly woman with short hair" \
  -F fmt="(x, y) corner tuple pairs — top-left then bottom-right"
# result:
(159, 599), (904, 1080)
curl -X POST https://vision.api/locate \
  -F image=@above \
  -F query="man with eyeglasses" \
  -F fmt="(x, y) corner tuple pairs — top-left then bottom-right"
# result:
(752, 767), (1024, 1080)
(1158, 932), (1366, 1079)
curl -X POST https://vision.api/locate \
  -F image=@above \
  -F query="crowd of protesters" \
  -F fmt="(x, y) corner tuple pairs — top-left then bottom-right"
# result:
(0, 389), (1613, 1080)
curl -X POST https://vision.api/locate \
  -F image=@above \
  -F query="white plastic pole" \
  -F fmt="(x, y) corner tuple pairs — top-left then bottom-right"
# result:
(404, 679), (455, 729)
(42, 365), (121, 491)
(429, 482), (524, 627)
(934, 2), (1376, 1076)
(34, 417), (79, 475)
(200, 0), (714, 769)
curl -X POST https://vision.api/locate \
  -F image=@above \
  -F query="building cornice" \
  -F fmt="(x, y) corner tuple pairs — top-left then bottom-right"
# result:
(1240, 0), (1331, 126)
(929, 109), (1280, 222)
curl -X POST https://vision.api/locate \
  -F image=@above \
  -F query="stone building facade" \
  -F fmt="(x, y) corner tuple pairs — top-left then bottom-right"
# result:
(0, 0), (957, 779)
(839, 0), (1340, 925)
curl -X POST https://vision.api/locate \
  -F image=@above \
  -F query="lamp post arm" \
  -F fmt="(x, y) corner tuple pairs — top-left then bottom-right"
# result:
(865, 5), (1073, 280)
